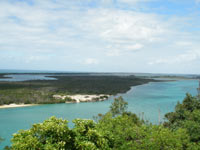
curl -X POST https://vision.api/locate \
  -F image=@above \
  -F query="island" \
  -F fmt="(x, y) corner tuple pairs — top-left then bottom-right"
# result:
(0, 73), (158, 107)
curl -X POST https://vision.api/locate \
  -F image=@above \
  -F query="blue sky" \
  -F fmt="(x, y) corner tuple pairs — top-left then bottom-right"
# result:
(0, 0), (200, 74)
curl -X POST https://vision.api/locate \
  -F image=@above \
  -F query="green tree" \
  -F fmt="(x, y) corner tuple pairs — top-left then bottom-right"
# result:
(72, 119), (110, 150)
(12, 116), (73, 150)
(164, 94), (200, 143)
(109, 96), (128, 117)
(97, 112), (192, 150)
(11, 117), (110, 150)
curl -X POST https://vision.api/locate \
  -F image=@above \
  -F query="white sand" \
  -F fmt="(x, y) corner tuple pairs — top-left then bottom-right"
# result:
(53, 94), (110, 103)
(0, 103), (37, 109)
(69, 95), (107, 102)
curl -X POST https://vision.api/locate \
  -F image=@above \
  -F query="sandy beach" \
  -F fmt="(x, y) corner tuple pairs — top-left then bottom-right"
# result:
(0, 103), (37, 109)
(53, 94), (110, 103)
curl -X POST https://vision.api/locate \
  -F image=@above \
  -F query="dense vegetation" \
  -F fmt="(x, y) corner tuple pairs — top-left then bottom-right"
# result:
(2, 94), (200, 150)
(0, 74), (155, 105)
(164, 93), (200, 144)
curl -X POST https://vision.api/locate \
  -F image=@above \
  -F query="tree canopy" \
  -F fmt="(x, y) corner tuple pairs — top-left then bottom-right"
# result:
(164, 93), (200, 143)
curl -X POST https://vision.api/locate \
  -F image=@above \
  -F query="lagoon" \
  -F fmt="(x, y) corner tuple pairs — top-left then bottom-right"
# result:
(0, 79), (198, 148)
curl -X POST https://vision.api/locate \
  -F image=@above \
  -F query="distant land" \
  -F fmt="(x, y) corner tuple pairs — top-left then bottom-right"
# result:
(0, 72), (156, 106)
(0, 69), (199, 77)
(0, 69), (199, 106)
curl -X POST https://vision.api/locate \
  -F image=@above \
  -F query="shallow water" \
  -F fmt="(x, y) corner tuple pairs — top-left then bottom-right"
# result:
(0, 79), (198, 148)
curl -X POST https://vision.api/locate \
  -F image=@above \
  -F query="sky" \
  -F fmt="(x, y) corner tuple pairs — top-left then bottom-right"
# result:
(0, 0), (200, 74)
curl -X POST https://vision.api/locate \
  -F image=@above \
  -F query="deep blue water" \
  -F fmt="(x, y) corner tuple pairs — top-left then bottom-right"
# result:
(0, 79), (198, 148)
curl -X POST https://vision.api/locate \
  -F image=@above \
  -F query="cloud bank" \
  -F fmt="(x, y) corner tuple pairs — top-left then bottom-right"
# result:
(0, 0), (200, 73)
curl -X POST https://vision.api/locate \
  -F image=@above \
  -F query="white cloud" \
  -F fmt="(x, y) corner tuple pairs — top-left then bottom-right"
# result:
(106, 43), (143, 56)
(195, 0), (200, 4)
(25, 55), (50, 63)
(0, 1), (167, 57)
(82, 9), (166, 56)
(118, 0), (155, 5)
(0, 0), (200, 73)
(83, 58), (99, 65)
(106, 49), (121, 56)
(125, 44), (144, 51)
(175, 41), (192, 46)
(148, 50), (200, 65)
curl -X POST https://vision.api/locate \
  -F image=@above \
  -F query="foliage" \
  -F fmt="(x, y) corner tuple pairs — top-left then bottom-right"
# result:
(72, 119), (110, 150)
(164, 93), (200, 143)
(96, 112), (192, 150)
(12, 117), (73, 150)
(11, 114), (195, 150)
(11, 117), (110, 150)
(109, 96), (128, 117)
(65, 96), (76, 102)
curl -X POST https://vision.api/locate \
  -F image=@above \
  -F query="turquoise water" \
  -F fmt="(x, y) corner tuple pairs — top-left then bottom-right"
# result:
(0, 79), (198, 148)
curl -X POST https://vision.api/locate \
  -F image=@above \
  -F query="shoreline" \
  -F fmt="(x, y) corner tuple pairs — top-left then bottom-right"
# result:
(0, 94), (111, 109)
(0, 80), (176, 109)
(0, 103), (38, 109)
